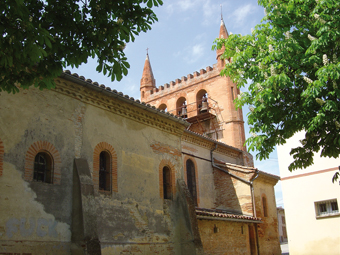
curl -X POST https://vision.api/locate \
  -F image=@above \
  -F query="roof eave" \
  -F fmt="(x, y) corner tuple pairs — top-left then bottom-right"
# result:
(59, 71), (190, 127)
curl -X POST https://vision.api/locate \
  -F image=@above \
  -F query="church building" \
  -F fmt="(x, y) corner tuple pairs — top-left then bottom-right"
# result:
(0, 18), (281, 255)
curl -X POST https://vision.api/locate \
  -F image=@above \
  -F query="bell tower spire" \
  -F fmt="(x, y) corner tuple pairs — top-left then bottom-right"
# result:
(140, 50), (156, 100)
(216, 14), (229, 69)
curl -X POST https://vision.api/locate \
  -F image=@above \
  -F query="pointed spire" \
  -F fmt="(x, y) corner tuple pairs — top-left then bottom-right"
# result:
(216, 14), (229, 63)
(140, 51), (156, 91)
(219, 18), (229, 40)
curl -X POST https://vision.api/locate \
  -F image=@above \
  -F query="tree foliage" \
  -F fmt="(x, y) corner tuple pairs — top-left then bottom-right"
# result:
(0, 0), (163, 93)
(214, 0), (340, 180)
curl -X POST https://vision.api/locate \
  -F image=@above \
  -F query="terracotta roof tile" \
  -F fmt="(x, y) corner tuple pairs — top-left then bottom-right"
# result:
(196, 208), (261, 222)
(60, 70), (189, 125)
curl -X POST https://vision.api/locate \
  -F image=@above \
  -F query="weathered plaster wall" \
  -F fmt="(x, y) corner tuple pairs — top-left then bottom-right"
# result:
(213, 168), (253, 215)
(181, 137), (244, 209)
(254, 177), (281, 255)
(0, 79), (198, 254)
(0, 88), (77, 254)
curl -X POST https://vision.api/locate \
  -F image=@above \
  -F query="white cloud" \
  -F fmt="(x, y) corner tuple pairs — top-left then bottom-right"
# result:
(192, 44), (204, 56)
(202, 0), (229, 25)
(178, 0), (196, 11)
(165, 3), (174, 17)
(231, 4), (256, 25)
(181, 43), (205, 64)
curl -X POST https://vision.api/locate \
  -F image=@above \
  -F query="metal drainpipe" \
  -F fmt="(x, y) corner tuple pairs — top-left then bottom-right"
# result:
(250, 170), (260, 255)
(210, 143), (260, 254)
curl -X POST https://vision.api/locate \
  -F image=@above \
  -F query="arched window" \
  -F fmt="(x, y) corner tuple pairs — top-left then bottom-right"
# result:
(93, 142), (117, 193)
(25, 141), (61, 184)
(142, 91), (145, 98)
(163, 166), (172, 199)
(34, 152), (53, 183)
(262, 196), (268, 217)
(176, 97), (187, 118)
(99, 151), (111, 191)
(186, 159), (197, 205)
(196, 90), (208, 114)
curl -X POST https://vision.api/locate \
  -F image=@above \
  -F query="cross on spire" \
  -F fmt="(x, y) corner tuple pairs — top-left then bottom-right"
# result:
(146, 47), (149, 55)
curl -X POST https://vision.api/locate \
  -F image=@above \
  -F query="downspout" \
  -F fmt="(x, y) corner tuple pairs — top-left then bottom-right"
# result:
(210, 143), (260, 254)
(250, 170), (260, 255)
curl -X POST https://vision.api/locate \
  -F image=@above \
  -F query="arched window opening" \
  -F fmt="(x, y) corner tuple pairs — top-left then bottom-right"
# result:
(99, 151), (111, 191)
(176, 97), (187, 118)
(262, 196), (268, 217)
(196, 90), (208, 114)
(163, 166), (172, 199)
(142, 91), (145, 98)
(186, 159), (197, 205)
(159, 103), (167, 112)
(34, 152), (53, 183)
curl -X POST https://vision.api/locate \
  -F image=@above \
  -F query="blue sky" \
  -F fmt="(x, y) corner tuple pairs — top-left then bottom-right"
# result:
(69, 0), (284, 208)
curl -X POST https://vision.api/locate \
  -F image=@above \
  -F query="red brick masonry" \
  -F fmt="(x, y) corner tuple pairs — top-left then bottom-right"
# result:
(24, 141), (61, 184)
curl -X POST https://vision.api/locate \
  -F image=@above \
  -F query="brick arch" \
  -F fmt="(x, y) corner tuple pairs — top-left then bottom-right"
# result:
(0, 138), (3, 177)
(158, 103), (168, 112)
(93, 142), (118, 193)
(24, 141), (62, 184)
(194, 83), (209, 93)
(183, 156), (200, 206)
(158, 159), (176, 199)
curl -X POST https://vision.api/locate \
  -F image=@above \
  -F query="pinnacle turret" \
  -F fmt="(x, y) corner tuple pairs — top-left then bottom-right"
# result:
(140, 53), (156, 91)
(216, 18), (229, 61)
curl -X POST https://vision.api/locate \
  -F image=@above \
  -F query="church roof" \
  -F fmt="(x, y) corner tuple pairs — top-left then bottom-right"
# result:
(59, 70), (188, 126)
(214, 160), (280, 182)
(196, 208), (262, 223)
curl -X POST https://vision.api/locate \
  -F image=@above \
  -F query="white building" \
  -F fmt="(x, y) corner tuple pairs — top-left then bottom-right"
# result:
(277, 207), (288, 243)
(277, 132), (340, 255)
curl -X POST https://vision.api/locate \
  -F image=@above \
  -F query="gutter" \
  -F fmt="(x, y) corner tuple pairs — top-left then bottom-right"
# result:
(210, 143), (260, 254)
(196, 215), (262, 224)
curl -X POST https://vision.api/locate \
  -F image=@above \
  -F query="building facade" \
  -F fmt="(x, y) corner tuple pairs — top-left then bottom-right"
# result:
(0, 18), (281, 255)
(277, 207), (288, 243)
(278, 132), (340, 255)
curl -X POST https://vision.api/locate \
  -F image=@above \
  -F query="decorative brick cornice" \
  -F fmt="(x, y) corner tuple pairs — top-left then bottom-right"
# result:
(24, 141), (61, 184)
(54, 76), (188, 138)
(182, 132), (241, 159)
(158, 159), (176, 199)
(93, 142), (118, 193)
(0, 138), (3, 177)
(145, 66), (220, 103)
(182, 132), (214, 150)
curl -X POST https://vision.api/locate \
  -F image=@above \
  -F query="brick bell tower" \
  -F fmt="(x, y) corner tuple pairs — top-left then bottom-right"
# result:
(215, 17), (247, 151)
(140, 17), (246, 152)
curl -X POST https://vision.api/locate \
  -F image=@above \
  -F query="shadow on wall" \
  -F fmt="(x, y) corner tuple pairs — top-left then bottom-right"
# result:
(213, 169), (242, 213)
